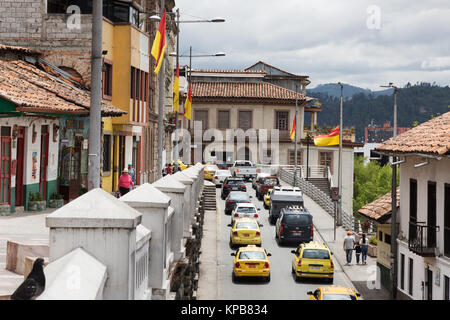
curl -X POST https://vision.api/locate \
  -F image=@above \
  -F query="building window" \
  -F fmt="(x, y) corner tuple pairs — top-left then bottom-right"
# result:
(288, 150), (302, 166)
(408, 258), (413, 296)
(102, 134), (111, 173)
(445, 184), (450, 257)
(48, 0), (93, 14)
(102, 61), (113, 99)
(428, 181), (437, 248)
(194, 110), (208, 129)
(445, 275), (449, 300)
(218, 110), (230, 129)
(400, 253), (405, 290)
(384, 233), (391, 244)
(275, 111), (289, 131)
(379, 231), (383, 242)
(319, 151), (333, 174)
(409, 179), (418, 242)
(238, 111), (252, 130)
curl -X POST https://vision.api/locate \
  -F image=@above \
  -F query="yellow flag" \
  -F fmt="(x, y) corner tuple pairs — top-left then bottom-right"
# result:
(184, 87), (192, 120)
(173, 65), (179, 112)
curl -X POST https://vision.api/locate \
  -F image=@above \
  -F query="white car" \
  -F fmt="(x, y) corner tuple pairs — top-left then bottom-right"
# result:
(231, 203), (261, 223)
(212, 169), (232, 187)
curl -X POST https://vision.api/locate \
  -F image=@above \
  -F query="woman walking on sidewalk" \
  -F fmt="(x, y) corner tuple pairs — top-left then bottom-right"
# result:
(360, 233), (369, 264)
(354, 240), (361, 264)
(118, 168), (134, 197)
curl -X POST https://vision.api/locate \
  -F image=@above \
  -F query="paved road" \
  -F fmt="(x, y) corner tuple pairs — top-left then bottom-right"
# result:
(215, 181), (355, 300)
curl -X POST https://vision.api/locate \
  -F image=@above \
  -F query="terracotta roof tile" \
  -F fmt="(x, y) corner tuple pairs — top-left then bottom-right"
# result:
(188, 81), (314, 104)
(376, 111), (450, 156)
(358, 187), (400, 222)
(0, 44), (40, 55)
(0, 59), (124, 116)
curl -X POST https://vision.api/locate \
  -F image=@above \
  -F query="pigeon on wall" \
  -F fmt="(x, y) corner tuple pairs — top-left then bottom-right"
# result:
(10, 258), (46, 300)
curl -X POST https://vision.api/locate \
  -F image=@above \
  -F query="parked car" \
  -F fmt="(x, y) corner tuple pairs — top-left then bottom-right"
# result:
(230, 202), (260, 223)
(230, 160), (257, 181)
(307, 286), (361, 300)
(291, 242), (334, 283)
(252, 172), (271, 189)
(221, 177), (246, 199)
(227, 218), (263, 248)
(203, 164), (219, 181)
(268, 190), (304, 224)
(275, 206), (313, 245)
(231, 245), (271, 282)
(224, 191), (252, 215)
(212, 169), (232, 187)
(255, 176), (280, 200)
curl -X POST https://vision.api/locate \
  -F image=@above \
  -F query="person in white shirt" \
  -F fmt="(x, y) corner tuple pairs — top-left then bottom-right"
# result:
(343, 231), (355, 265)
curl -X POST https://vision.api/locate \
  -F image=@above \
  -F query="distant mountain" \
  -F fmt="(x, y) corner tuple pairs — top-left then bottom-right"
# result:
(305, 82), (450, 142)
(307, 83), (393, 99)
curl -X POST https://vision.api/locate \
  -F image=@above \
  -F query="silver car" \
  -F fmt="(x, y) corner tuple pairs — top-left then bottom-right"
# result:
(212, 169), (232, 187)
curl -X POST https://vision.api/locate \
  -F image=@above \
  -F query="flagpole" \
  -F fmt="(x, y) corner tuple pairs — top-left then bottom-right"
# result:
(174, 8), (180, 163)
(337, 82), (343, 226)
(293, 84), (298, 187)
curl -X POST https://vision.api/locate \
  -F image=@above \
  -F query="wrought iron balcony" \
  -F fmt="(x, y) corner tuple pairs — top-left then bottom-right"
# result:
(408, 222), (440, 257)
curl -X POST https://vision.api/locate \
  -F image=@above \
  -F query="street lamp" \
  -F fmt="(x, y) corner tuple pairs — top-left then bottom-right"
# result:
(337, 82), (344, 227)
(381, 82), (399, 300)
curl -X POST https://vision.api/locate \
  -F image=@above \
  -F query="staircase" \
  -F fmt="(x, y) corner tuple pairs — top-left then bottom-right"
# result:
(307, 178), (331, 197)
(202, 181), (217, 211)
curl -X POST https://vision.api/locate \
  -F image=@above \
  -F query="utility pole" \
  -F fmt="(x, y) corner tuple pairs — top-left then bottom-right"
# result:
(293, 84), (298, 187)
(337, 82), (343, 226)
(157, 0), (165, 179)
(88, 0), (103, 190)
(173, 8), (180, 162)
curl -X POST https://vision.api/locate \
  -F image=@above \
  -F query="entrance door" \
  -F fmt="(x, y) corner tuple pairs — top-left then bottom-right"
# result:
(68, 136), (83, 200)
(39, 126), (49, 200)
(0, 136), (11, 205)
(426, 268), (433, 300)
(15, 127), (25, 206)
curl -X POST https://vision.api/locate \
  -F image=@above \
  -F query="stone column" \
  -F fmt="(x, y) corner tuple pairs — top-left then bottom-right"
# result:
(173, 171), (194, 239)
(46, 188), (142, 300)
(152, 175), (187, 260)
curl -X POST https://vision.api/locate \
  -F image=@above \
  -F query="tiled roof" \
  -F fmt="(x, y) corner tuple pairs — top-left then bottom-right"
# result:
(0, 44), (40, 55)
(192, 69), (266, 74)
(188, 81), (314, 104)
(358, 187), (399, 222)
(0, 59), (125, 116)
(376, 111), (450, 156)
(245, 61), (307, 78)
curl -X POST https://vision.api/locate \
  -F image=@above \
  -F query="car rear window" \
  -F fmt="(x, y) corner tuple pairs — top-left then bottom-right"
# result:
(217, 170), (230, 175)
(227, 179), (244, 185)
(235, 162), (252, 167)
(322, 294), (356, 300)
(235, 221), (258, 229)
(204, 166), (217, 171)
(236, 206), (256, 213)
(302, 249), (330, 259)
(262, 178), (278, 186)
(283, 214), (311, 225)
(238, 251), (266, 260)
(229, 193), (249, 201)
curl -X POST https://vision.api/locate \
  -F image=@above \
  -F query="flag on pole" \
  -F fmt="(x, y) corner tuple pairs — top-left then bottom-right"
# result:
(184, 87), (192, 120)
(289, 115), (296, 140)
(150, 9), (167, 75)
(173, 64), (179, 112)
(313, 126), (340, 146)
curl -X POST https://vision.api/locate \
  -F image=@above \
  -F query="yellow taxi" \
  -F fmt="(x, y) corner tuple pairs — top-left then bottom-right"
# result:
(291, 242), (334, 283)
(307, 286), (361, 300)
(263, 188), (273, 209)
(231, 245), (271, 282)
(203, 164), (219, 180)
(228, 217), (262, 248)
(176, 159), (189, 171)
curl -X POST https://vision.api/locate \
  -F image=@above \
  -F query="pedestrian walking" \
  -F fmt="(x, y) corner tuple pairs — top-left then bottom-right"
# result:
(118, 168), (134, 197)
(343, 231), (355, 265)
(360, 233), (369, 264)
(354, 240), (362, 264)
(128, 163), (136, 188)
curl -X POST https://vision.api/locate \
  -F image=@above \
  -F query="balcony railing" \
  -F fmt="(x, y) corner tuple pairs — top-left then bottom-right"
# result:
(408, 222), (440, 257)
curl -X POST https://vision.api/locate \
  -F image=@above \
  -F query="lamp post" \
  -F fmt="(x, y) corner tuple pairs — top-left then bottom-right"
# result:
(337, 82), (343, 226)
(381, 82), (399, 300)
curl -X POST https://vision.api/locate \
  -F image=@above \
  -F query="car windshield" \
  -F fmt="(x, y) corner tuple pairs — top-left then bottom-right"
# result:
(322, 294), (356, 300)
(284, 214), (311, 225)
(235, 221), (258, 230)
(238, 251), (266, 260)
(302, 249), (330, 259)
(236, 207), (256, 213)
(262, 178), (278, 186)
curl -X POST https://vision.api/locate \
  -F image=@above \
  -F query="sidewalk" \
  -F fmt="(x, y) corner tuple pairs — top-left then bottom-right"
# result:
(301, 193), (390, 300)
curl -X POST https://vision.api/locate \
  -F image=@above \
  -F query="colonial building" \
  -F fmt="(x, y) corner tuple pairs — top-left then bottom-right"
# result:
(376, 111), (450, 300)
(0, 45), (123, 213)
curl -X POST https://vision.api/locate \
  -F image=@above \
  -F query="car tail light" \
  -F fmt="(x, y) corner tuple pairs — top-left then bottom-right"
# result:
(241, 185), (246, 189)
(264, 262), (269, 268)
(280, 224), (284, 234)
(237, 168), (239, 172)
(298, 259), (302, 267)
(254, 214), (258, 218)
(227, 200), (233, 204)
(235, 262), (240, 268)
(311, 224), (314, 236)
(224, 184), (230, 188)
(214, 176), (218, 179)
(244, 201), (251, 203)
(330, 260), (334, 269)
(233, 231), (238, 236)
(234, 213), (239, 217)
(256, 231), (260, 236)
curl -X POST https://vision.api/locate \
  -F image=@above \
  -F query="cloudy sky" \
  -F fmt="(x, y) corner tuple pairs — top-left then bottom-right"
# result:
(173, 0), (450, 90)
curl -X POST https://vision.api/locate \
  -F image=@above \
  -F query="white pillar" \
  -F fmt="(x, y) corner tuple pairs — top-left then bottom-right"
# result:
(46, 188), (142, 300)
(173, 171), (194, 238)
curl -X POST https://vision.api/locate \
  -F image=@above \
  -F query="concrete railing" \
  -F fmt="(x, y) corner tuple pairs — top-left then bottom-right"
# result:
(279, 167), (353, 231)
(39, 163), (206, 300)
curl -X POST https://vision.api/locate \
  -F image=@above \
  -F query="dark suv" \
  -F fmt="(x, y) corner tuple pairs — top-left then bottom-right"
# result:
(224, 191), (252, 215)
(221, 177), (246, 200)
(275, 206), (313, 245)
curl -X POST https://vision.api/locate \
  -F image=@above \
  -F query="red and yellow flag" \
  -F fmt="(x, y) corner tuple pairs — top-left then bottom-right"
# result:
(289, 115), (296, 140)
(184, 87), (192, 120)
(150, 9), (167, 75)
(173, 64), (179, 112)
(313, 126), (340, 146)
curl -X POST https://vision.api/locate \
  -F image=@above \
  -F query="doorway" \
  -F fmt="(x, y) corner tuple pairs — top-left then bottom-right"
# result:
(39, 125), (49, 200)
(426, 267), (433, 300)
(0, 129), (12, 205)
(15, 127), (25, 206)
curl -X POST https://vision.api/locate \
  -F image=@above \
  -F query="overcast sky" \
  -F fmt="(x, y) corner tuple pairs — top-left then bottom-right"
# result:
(173, 0), (450, 90)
